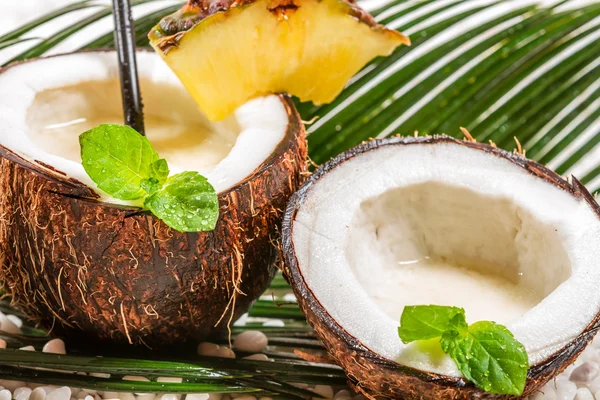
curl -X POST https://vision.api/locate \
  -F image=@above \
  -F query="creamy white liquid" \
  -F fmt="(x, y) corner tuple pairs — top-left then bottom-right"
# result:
(26, 80), (238, 175)
(367, 258), (540, 324)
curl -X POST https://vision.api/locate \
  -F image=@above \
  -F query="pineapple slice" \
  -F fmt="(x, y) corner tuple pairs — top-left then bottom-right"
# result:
(149, 0), (409, 121)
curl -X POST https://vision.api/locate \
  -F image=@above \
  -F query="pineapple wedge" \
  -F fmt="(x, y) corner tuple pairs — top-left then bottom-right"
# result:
(149, 0), (409, 121)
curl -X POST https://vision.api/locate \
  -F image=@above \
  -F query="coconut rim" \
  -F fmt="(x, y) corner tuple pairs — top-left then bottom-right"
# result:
(0, 48), (303, 210)
(281, 135), (600, 389)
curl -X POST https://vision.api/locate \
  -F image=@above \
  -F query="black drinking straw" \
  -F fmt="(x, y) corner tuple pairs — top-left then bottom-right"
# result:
(112, 0), (145, 135)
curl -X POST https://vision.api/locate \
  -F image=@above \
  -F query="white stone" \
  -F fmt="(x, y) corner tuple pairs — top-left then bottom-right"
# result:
(0, 313), (20, 334)
(6, 315), (22, 328)
(197, 343), (220, 357)
(312, 385), (334, 399)
(117, 393), (135, 400)
(102, 392), (119, 399)
(185, 395), (209, 400)
(29, 389), (46, 400)
(575, 387), (594, 400)
(234, 331), (268, 353)
(216, 347), (236, 359)
(46, 387), (71, 400)
(333, 390), (351, 399)
(572, 362), (600, 384)
(0, 381), (26, 392)
(156, 395), (180, 400)
(14, 387), (32, 400)
(0, 339), (6, 349)
(42, 339), (66, 355)
(242, 354), (269, 361)
(556, 379), (578, 400)
(84, 397), (93, 400)
(135, 395), (155, 400)
(0, 390), (12, 400)
(18, 346), (35, 352)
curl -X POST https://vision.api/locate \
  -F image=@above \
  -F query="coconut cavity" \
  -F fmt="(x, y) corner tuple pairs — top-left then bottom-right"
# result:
(289, 138), (600, 377)
(0, 51), (289, 199)
(346, 181), (570, 325)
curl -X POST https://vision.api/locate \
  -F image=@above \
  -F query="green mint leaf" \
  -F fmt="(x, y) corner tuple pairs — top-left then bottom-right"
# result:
(440, 321), (528, 395)
(398, 305), (466, 344)
(144, 171), (219, 232)
(141, 177), (162, 195)
(150, 158), (169, 184)
(79, 124), (159, 200)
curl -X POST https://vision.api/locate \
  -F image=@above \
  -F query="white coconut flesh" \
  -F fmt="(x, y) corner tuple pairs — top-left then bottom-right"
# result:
(291, 141), (600, 377)
(0, 51), (288, 202)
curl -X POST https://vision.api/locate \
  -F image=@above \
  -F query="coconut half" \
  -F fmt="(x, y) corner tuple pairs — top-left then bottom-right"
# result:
(0, 50), (307, 345)
(282, 136), (600, 399)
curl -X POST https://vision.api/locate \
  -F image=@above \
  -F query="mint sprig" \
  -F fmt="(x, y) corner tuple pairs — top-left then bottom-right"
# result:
(80, 124), (218, 232)
(398, 305), (528, 396)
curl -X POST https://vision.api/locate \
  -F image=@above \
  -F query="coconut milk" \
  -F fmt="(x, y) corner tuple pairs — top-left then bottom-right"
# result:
(368, 258), (540, 324)
(26, 80), (238, 174)
(31, 116), (235, 174)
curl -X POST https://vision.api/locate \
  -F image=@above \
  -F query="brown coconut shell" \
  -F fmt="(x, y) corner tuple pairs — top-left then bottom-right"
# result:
(282, 135), (600, 399)
(0, 55), (307, 346)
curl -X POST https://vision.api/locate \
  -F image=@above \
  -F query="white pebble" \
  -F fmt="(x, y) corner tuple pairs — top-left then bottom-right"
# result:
(242, 354), (269, 361)
(261, 320), (285, 328)
(75, 392), (88, 400)
(234, 331), (268, 353)
(84, 397), (93, 400)
(6, 315), (22, 328)
(46, 387), (71, 400)
(185, 395), (209, 400)
(333, 390), (351, 399)
(575, 387), (594, 400)
(313, 385), (334, 399)
(102, 392), (119, 399)
(29, 389), (45, 400)
(0, 313), (20, 334)
(572, 362), (600, 384)
(0, 339), (6, 349)
(14, 387), (32, 400)
(556, 379), (577, 400)
(18, 346), (35, 352)
(42, 339), (66, 355)
(0, 390), (11, 400)
(0, 381), (26, 392)
(197, 343), (220, 357)
(216, 347), (236, 359)
(156, 395), (180, 400)
(530, 391), (553, 400)
(135, 395), (155, 400)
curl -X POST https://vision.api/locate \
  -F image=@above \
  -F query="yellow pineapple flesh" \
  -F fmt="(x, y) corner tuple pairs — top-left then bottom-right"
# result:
(149, 0), (409, 121)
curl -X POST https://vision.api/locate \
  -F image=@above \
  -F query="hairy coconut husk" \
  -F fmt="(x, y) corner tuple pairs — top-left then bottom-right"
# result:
(282, 135), (600, 399)
(0, 54), (307, 345)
